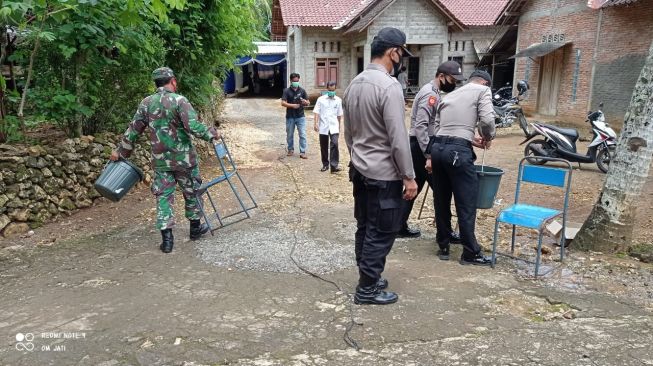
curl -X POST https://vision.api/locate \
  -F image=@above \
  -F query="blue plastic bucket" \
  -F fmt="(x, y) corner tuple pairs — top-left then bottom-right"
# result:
(94, 159), (144, 202)
(475, 165), (504, 209)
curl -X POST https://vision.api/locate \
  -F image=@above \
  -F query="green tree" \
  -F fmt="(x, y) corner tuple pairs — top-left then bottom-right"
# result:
(158, 0), (265, 108)
(0, 0), (267, 139)
(1, 0), (182, 137)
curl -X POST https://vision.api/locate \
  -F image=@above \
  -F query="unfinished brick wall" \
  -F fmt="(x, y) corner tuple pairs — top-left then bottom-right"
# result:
(515, 0), (653, 127)
(592, 2), (653, 124)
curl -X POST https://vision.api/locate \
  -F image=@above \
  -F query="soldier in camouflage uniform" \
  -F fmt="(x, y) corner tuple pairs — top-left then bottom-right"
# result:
(111, 67), (219, 253)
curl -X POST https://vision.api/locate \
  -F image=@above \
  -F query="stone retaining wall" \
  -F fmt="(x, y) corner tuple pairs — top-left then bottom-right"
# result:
(0, 135), (211, 238)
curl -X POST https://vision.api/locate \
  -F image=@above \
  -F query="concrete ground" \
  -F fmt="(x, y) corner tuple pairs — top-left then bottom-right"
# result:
(0, 98), (652, 366)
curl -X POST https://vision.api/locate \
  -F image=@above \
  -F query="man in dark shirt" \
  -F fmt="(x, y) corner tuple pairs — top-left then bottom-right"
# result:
(281, 73), (310, 158)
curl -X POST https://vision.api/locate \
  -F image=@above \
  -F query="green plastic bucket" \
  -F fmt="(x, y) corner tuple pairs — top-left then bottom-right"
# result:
(475, 165), (504, 209)
(94, 159), (144, 202)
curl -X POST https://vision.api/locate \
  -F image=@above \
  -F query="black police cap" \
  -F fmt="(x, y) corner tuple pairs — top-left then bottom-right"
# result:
(373, 27), (414, 57)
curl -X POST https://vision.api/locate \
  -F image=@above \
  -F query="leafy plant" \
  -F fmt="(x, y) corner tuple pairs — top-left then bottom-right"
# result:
(0, 0), (268, 139)
(0, 115), (23, 142)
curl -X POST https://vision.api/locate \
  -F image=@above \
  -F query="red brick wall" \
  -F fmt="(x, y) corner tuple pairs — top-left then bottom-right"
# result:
(592, 1), (653, 124)
(515, 0), (653, 127)
(271, 0), (287, 39)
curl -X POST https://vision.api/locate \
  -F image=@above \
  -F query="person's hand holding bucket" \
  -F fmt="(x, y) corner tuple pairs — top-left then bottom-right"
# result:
(472, 136), (492, 149)
(110, 150), (120, 161)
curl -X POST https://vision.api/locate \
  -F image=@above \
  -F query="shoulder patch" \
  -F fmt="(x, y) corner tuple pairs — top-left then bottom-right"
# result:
(428, 95), (437, 107)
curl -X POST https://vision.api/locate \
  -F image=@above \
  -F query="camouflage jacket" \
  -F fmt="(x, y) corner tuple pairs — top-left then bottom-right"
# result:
(117, 87), (218, 172)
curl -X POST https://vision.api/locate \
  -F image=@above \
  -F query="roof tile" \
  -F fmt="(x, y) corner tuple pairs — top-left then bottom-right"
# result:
(436, 0), (510, 26)
(280, 0), (511, 28)
(280, 0), (365, 27)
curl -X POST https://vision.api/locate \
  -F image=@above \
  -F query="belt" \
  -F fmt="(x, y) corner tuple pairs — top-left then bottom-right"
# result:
(433, 136), (472, 148)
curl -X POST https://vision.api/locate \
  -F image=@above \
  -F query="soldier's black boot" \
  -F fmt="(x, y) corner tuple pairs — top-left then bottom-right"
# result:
(160, 229), (174, 253)
(190, 219), (210, 240)
(354, 284), (398, 305)
(377, 277), (389, 290)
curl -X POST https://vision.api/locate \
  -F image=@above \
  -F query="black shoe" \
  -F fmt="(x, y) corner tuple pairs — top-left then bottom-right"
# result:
(437, 246), (450, 261)
(450, 232), (462, 244)
(460, 253), (492, 266)
(190, 219), (210, 240)
(160, 229), (174, 253)
(320, 166), (329, 172)
(330, 166), (342, 173)
(354, 284), (398, 305)
(377, 277), (388, 290)
(397, 226), (421, 238)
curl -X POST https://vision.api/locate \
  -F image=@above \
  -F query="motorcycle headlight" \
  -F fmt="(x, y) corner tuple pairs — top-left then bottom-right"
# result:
(494, 94), (500, 100)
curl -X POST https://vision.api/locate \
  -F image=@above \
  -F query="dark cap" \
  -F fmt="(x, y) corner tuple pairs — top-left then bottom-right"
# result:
(373, 27), (414, 57)
(469, 69), (492, 87)
(436, 61), (464, 80)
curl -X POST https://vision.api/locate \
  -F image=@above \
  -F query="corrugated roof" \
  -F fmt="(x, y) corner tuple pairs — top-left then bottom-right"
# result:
(439, 0), (510, 26)
(280, 0), (365, 27)
(596, 0), (639, 7)
(254, 42), (287, 55)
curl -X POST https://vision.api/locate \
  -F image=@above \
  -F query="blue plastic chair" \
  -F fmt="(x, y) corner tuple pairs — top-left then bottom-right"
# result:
(196, 136), (257, 234)
(491, 157), (572, 276)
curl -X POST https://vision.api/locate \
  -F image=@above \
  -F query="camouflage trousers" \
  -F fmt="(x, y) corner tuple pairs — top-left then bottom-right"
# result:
(151, 166), (203, 230)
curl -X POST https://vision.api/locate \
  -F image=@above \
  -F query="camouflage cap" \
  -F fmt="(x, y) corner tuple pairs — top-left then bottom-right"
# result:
(152, 67), (175, 81)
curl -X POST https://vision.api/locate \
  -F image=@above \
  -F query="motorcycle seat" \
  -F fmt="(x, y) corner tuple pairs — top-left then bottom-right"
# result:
(541, 124), (579, 141)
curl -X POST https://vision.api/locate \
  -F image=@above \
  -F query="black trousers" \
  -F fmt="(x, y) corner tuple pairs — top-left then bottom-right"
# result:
(319, 133), (339, 168)
(431, 137), (481, 257)
(400, 136), (434, 229)
(351, 167), (403, 287)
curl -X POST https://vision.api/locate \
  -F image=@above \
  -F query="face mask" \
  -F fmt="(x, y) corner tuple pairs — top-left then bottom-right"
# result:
(440, 77), (456, 93)
(392, 49), (403, 76)
(327, 91), (336, 98)
(291, 82), (300, 88)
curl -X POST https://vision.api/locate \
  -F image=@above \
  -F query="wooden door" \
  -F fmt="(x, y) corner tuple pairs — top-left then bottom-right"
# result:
(537, 48), (564, 116)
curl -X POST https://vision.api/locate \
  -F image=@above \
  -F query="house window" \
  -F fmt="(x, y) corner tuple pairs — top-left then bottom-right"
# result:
(330, 42), (334, 52)
(455, 41), (459, 51)
(337, 41), (341, 52)
(314, 42), (318, 52)
(448, 56), (464, 72)
(462, 41), (465, 52)
(407, 57), (419, 85)
(316, 58), (339, 87)
(322, 42), (326, 52)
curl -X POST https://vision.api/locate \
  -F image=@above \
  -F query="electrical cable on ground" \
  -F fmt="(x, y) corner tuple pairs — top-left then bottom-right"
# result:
(277, 154), (363, 350)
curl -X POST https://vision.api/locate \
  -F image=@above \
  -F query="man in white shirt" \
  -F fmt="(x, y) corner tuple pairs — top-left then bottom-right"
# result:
(313, 81), (344, 173)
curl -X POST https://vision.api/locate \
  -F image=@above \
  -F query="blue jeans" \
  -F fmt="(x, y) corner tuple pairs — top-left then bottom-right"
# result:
(286, 117), (307, 153)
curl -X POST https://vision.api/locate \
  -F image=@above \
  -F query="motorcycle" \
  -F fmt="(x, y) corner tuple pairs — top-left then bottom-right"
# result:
(492, 84), (513, 105)
(520, 103), (617, 173)
(493, 80), (530, 136)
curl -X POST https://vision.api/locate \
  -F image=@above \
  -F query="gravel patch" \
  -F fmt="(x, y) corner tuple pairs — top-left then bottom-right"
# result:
(196, 219), (356, 274)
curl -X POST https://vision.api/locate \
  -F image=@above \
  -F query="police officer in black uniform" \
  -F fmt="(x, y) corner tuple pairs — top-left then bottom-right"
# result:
(397, 61), (464, 244)
(343, 27), (418, 305)
(431, 70), (495, 265)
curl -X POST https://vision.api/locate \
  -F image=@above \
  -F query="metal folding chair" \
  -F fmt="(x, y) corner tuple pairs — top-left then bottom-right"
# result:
(491, 157), (572, 276)
(197, 136), (257, 234)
